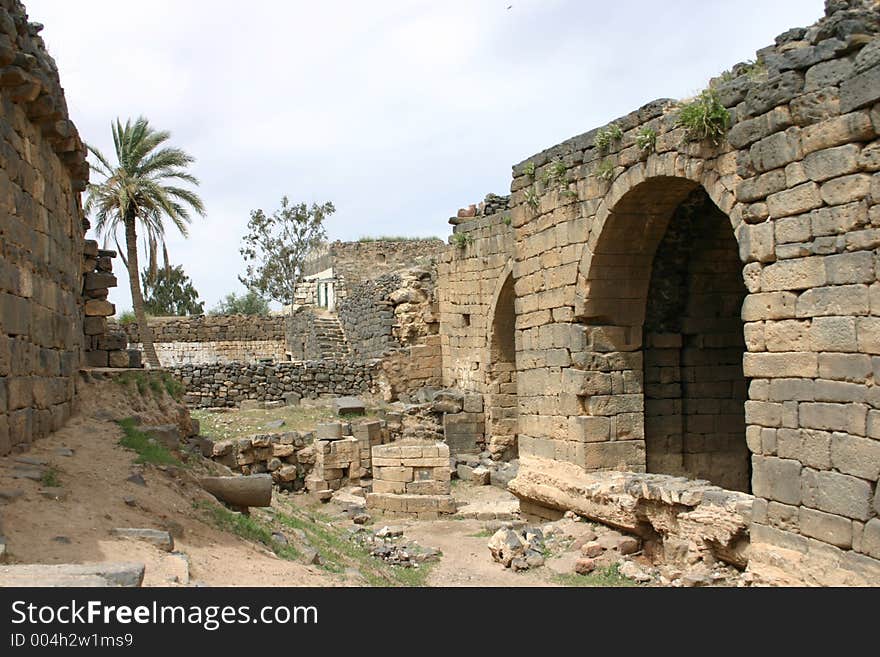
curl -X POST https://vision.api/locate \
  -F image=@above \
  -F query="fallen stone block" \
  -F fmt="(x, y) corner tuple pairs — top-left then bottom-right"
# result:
(110, 528), (174, 552)
(316, 423), (344, 440)
(284, 392), (301, 407)
(0, 563), (145, 587)
(333, 397), (365, 416)
(199, 474), (273, 508)
(471, 466), (491, 486)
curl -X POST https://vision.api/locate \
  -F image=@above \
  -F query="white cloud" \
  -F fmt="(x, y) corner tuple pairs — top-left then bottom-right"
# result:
(25, 0), (826, 311)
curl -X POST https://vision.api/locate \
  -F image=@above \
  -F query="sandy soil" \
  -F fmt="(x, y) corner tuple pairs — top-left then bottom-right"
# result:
(0, 376), (601, 588)
(0, 375), (338, 587)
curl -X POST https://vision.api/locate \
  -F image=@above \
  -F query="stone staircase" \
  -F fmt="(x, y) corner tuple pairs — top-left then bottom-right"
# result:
(313, 316), (350, 358)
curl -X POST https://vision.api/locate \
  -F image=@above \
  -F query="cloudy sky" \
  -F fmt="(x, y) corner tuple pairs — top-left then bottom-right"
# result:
(26, 0), (825, 313)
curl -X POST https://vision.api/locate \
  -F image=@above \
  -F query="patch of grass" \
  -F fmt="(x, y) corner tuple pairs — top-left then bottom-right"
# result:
(636, 126), (657, 153)
(192, 405), (341, 441)
(468, 528), (496, 538)
(114, 370), (183, 401)
(194, 500), (300, 560)
(502, 214), (512, 226)
(276, 505), (433, 586)
(553, 563), (638, 587)
(676, 88), (731, 145)
(40, 467), (60, 488)
(523, 161), (536, 177)
(118, 418), (182, 466)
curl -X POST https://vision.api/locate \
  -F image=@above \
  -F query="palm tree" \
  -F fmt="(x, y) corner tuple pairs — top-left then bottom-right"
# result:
(84, 117), (205, 367)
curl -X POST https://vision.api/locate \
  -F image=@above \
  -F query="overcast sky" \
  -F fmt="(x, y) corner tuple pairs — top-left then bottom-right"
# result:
(26, 0), (825, 313)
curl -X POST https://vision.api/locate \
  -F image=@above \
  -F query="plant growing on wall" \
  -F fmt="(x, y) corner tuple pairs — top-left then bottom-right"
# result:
(239, 196), (334, 308)
(595, 123), (623, 152)
(636, 126), (657, 153)
(523, 161), (536, 177)
(142, 263), (204, 316)
(452, 232), (473, 249)
(85, 116), (206, 368)
(595, 159), (615, 182)
(523, 188), (540, 210)
(676, 89), (731, 145)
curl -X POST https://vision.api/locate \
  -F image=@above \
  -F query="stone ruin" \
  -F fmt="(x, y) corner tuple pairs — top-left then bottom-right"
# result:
(4, 0), (880, 586)
(366, 441), (456, 519)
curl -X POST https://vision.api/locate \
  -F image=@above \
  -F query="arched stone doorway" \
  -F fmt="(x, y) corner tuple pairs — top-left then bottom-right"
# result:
(574, 175), (750, 492)
(486, 266), (518, 459)
(643, 188), (750, 491)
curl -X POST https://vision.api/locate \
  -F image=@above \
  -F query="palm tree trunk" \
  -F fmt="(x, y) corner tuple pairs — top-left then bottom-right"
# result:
(125, 217), (160, 368)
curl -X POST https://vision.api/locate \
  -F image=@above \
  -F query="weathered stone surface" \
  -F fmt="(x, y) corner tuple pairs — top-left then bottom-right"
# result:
(0, 563), (145, 587)
(110, 528), (174, 552)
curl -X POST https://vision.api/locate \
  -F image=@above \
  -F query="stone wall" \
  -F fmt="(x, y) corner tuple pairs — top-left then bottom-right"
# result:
(81, 240), (141, 369)
(285, 308), (350, 360)
(171, 360), (380, 408)
(118, 314), (285, 343)
(302, 239), (447, 289)
(337, 273), (402, 358)
(438, 202), (517, 455)
(337, 266), (443, 398)
(440, 0), (880, 584)
(117, 314), (287, 366)
(0, 0), (89, 455)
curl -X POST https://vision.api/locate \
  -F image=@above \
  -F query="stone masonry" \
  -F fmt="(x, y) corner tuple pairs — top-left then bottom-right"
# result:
(171, 360), (380, 408)
(118, 314), (287, 366)
(0, 0), (89, 456)
(81, 240), (140, 369)
(439, 0), (880, 585)
(366, 440), (456, 519)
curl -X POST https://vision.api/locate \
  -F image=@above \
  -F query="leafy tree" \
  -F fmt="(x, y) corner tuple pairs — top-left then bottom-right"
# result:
(239, 196), (334, 307)
(142, 264), (204, 316)
(85, 117), (205, 367)
(211, 291), (270, 316)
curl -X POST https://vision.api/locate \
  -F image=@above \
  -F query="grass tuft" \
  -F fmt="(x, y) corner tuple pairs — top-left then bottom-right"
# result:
(194, 500), (300, 560)
(553, 563), (638, 587)
(118, 417), (182, 466)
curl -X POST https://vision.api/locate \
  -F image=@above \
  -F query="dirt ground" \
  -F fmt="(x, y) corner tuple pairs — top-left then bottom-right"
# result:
(0, 376), (635, 587)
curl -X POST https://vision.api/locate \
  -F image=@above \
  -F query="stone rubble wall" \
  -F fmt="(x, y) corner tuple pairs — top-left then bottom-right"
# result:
(210, 431), (317, 491)
(337, 266), (443, 399)
(171, 360), (380, 408)
(81, 241), (141, 369)
(0, 0), (89, 455)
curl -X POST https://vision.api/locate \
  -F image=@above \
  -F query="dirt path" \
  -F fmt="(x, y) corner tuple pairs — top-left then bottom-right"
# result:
(404, 519), (559, 587)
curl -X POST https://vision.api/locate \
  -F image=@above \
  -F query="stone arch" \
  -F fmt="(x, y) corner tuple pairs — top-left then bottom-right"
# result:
(573, 162), (751, 491)
(485, 260), (518, 459)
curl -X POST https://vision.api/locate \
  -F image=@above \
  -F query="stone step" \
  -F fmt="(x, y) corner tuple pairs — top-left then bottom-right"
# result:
(0, 562), (145, 587)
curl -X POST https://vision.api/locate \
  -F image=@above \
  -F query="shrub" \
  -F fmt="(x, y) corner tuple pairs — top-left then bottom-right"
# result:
(676, 89), (731, 145)
(595, 123), (623, 152)
(636, 127), (657, 153)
